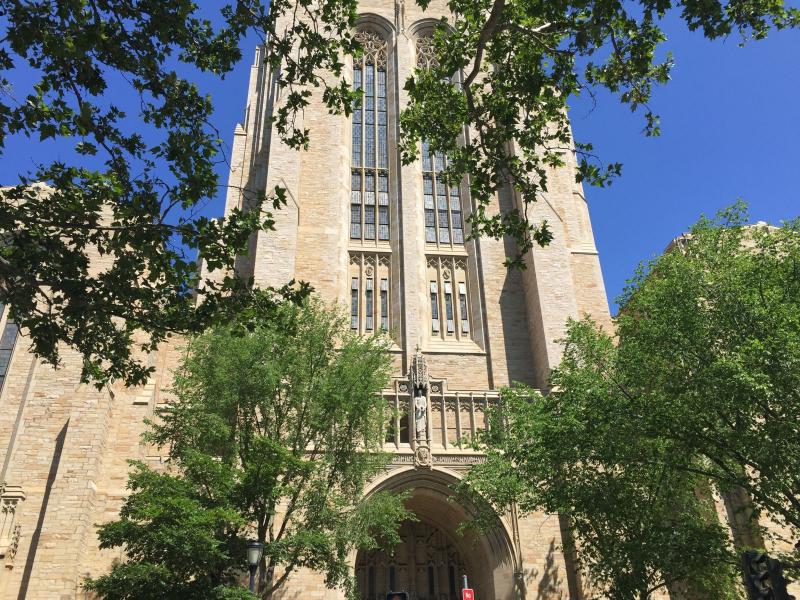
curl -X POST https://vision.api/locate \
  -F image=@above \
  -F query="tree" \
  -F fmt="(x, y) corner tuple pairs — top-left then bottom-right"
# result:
(1, 2), (797, 385)
(462, 381), (740, 599)
(84, 299), (410, 600)
(610, 202), (800, 545)
(462, 202), (800, 597)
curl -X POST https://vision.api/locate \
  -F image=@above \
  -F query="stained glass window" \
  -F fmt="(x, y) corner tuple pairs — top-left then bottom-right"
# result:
(417, 37), (465, 247)
(420, 140), (463, 246)
(351, 31), (390, 242)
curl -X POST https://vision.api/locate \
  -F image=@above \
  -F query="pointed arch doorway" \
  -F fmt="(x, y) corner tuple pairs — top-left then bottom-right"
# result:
(356, 519), (467, 600)
(355, 468), (517, 600)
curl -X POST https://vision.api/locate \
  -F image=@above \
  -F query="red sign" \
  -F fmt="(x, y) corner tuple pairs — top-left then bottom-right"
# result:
(462, 589), (474, 600)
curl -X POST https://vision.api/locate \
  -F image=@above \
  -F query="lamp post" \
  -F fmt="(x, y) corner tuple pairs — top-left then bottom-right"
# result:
(247, 539), (264, 594)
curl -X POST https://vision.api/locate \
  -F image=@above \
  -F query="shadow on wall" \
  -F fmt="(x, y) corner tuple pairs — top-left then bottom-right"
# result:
(496, 185), (537, 389)
(515, 539), (564, 600)
(17, 419), (69, 600)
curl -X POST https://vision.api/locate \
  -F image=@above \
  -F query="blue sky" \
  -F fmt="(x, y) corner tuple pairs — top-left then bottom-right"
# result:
(3, 9), (798, 314)
(569, 16), (799, 311)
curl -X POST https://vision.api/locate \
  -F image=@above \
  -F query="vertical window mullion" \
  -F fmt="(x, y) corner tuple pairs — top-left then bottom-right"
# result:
(433, 169), (439, 244)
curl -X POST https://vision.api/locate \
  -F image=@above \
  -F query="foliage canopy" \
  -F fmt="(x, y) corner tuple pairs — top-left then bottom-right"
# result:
(463, 203), (800, 598)
(85, 299), (409, 599)
(1, 1), (797, 384)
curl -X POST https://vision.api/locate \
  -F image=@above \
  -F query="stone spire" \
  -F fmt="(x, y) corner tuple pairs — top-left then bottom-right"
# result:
(408, 345), (428, 394)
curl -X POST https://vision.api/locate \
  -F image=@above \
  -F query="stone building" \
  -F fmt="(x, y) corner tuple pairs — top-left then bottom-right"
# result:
(0, 0), (613, 598)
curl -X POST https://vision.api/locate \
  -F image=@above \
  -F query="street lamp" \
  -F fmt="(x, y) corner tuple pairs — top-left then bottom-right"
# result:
(247, 539), (264, 594)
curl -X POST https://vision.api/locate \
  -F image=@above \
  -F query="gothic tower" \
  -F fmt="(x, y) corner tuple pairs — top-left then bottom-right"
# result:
(219, 0), (612, 597)
(0, 0), (611, 597)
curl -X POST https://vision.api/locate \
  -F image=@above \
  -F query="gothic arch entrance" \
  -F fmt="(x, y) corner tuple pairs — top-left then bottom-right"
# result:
(356, 519), (467, 600)
(356, 468), (517, 600)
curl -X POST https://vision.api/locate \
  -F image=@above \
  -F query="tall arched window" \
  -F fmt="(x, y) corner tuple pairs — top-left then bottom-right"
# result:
(416, 35), (464, 248)
(351, 30), (389, 242)
(422, 141), (464, 245)
(417, 35), (477, 346)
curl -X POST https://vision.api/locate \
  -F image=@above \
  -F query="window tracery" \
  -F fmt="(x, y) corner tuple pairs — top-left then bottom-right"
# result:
(349, 252), (391, 335)
(427, 256), (470, 341)
(415, 35), (438, 70)
(351, 30), (390, 243)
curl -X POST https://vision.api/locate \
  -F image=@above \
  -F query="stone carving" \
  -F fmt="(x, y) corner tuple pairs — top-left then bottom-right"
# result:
(0, 483), (25, 562)
(394, 0), (406, 34)
(409, 346), (429, 393)
(408, 348), (433, 468)
(433, 455), (487, 465)
(355, 30), (387, 68)
(416, 35), (438, 69)
(6, 525), (20, 562)
(414, 444), (432, 468)
(414, 389), (427, 441)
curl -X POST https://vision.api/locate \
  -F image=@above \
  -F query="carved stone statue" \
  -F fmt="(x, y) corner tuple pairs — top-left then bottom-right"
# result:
(414, 388), (427, 441)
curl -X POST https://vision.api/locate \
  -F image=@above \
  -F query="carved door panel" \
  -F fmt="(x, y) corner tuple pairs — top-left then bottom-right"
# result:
(356, 520), (466, 600)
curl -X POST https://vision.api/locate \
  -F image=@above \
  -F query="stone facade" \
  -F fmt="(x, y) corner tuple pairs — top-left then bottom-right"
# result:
(0, 0), (618, 598)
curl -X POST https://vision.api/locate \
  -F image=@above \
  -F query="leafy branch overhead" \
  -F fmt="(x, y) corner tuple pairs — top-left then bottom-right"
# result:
(1, 0), (797, 384)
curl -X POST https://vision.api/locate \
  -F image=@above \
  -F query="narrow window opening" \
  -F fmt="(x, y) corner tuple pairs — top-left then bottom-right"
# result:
(451, 185), (463, 243)
(430, 282), (440, 333)
(351, 171), (362, 239)
(365, 278), (374, 331)
(389, 565), (396, 591)
(399, 414), (409, 444)
(459, 282), (469, 334)
(364, 173), (376, 240)
(444, 282), (454, 334)
(428, 565), (435, 596)
(380, 278), (389, 331)
(0, 315), (18, 393)
(350, 278), (359, 330)
(378, 173), (389, 240)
